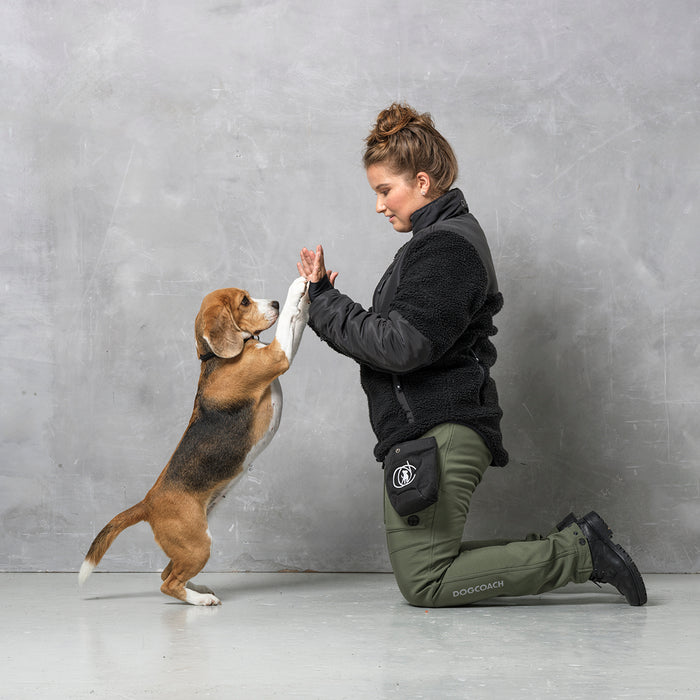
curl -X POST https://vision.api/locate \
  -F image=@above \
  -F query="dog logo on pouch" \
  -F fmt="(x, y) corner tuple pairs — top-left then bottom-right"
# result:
(393, 462), (416, 489)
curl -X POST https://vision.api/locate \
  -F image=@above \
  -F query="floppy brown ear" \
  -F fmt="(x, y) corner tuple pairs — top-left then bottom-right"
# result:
(195, 304), (245, 359)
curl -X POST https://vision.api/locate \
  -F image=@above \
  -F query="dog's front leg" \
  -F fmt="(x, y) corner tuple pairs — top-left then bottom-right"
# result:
(275, 276), (309, 363)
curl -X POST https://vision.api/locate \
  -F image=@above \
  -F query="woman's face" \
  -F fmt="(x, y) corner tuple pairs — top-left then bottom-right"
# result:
(366, 163), (429, 233)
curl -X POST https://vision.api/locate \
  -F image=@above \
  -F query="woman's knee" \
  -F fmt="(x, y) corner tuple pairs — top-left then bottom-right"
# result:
(391, 559), (443, 607)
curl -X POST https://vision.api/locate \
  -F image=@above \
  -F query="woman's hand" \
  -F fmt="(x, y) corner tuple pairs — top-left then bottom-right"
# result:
(297, 245), (338, 286)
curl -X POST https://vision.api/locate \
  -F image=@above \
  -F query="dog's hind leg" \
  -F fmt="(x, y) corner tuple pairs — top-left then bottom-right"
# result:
(161, 560), (173, 581)
(152, 505), (220, 605)
(160, 544), (220, 605)
(161, 559), (216, 597)
(185, 581), (218, 596)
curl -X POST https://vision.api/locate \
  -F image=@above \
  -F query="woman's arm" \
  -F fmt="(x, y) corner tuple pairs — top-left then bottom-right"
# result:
(297, 234), (485, 374)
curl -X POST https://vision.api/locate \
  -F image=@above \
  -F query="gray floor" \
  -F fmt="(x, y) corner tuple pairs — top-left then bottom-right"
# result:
(1, 573), (697, 699)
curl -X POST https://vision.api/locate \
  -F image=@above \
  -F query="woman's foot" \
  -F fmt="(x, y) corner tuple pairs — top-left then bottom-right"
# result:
(577, 511), (647, 606)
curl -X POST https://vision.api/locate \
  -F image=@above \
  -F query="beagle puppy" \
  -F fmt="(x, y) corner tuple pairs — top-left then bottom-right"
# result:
(79, 277), (309, 605)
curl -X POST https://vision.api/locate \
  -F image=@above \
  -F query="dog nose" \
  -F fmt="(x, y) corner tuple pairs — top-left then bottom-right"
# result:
(272, 301), (279, 310)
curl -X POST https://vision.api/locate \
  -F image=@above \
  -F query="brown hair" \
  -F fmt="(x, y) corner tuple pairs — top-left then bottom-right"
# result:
(363, 102), (458, 197)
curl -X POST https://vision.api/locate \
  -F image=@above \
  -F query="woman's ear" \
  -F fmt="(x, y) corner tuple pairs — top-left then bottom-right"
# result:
(195, 304), (245, 359)
(416, 171), (431, 196)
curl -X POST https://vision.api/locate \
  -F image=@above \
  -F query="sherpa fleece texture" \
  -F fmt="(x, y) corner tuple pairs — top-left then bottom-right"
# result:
(308, 189), (508, 465)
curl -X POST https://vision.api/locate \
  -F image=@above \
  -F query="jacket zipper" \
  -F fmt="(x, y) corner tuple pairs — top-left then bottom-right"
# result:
(392, 374), (415, 425)
(472, 350), (486, 405)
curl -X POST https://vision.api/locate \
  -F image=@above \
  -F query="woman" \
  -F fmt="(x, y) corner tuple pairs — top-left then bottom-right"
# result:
(297, 103), (646, 607)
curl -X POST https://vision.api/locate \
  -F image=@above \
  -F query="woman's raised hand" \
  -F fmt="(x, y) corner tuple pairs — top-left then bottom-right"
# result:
(297, 245), (338, 286)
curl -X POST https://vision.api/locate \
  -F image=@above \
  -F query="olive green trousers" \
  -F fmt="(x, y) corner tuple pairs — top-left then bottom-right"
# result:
(383, 423), (593, 607)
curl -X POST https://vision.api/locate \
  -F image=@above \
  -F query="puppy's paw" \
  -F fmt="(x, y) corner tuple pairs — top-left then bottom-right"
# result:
(297, 286), (310, 319)
(285, 276), (308, 306)
(185, 588), (222, 606)
(200, 593), (221, 606)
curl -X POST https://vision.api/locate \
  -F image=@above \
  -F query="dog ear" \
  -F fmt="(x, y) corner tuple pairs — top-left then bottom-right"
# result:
(195, 304), (245, 359)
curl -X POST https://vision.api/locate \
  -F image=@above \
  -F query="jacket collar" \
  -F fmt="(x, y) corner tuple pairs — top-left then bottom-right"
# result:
(409, 188), (469, 233)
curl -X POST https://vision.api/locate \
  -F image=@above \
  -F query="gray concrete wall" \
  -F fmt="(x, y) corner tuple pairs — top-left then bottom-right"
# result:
(1, 0), (698, 573)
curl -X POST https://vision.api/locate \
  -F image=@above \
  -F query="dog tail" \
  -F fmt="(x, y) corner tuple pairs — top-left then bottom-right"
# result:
(78, 502), (147, 586)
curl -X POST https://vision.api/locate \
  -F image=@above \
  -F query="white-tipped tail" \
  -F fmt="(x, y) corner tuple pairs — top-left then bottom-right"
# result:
(78, 560), (96, 587)
(77, 501), (147, 589)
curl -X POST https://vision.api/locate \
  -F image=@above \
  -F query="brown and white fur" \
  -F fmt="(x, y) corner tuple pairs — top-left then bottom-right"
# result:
(78, 276), (309, 605)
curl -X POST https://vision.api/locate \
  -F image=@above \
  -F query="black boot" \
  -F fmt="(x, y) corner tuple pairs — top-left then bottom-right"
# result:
(577, 511), (647, 606)
(556, 512), (580, 531)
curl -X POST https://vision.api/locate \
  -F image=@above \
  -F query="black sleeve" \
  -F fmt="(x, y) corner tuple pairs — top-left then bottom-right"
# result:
(307, 231), (488, 373)
(307, 289), (432, 374)
(308, 276), (334, 301)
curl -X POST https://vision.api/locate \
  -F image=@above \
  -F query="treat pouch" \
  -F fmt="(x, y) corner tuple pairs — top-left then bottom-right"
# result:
(384, 436), (439, 517)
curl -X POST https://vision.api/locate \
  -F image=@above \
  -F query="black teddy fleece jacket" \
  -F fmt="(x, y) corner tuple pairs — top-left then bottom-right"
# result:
(308, 189), (508, 466)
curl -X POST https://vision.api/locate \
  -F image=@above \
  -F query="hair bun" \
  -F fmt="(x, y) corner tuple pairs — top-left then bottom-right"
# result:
(374, 102), (434, 139)
(363, 102), (457, 196)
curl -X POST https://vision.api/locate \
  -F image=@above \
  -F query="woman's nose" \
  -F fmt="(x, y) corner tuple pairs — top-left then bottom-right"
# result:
(376, 196), (385, 213)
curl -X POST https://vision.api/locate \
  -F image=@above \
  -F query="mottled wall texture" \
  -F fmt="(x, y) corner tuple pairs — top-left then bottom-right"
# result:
(2, 1), (698, 573)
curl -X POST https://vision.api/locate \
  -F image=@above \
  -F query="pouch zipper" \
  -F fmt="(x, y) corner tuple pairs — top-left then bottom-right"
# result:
(392, 374), (415, 425)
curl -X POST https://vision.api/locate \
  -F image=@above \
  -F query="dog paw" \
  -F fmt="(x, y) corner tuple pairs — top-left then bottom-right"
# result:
(286, 276), (308, 305)
(185, 587), (222, 606)
(199, 593), (221, 606)
(297, 287), (310, 318)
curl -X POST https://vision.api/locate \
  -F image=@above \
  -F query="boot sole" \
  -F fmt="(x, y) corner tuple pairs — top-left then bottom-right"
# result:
(582, 511), (647, 606)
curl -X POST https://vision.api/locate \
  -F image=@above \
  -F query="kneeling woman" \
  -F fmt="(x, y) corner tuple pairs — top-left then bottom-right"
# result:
(297, 103), (646, 607)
